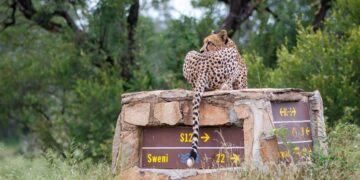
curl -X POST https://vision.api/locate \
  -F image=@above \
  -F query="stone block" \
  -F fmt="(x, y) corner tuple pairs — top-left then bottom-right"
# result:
(116, 130), (140, 171)
(117, 166), (170, 180)
(199, 103), (230, 125)
(260, 136), (279, 163)
(159, 89), (191, 100)
(154, 102), (182, 125)
(181, 101), (193, 125)
(112, 113), (122, 174)
(121, 91), (161, 104)
(262, 106), (275, 137)
(143, 171), (170, 180)
(123, 103), (150, 126)
(117, 166), (142, 180)
(184, 171), (237, 180)
(234, 104), (251, 120)
(182, 102), (231, 126)
(234, 105), (253, 163)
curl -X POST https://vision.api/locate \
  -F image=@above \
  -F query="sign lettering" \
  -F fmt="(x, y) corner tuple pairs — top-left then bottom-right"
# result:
(141, 127), (244, 169)
(179, 133), (192, 143)
(279, 107), (297, 117)
(216, 153), (225, 163)
(179, 132), (210, 143)
(147, 153), (169, 163)
(272, 101), (313, 161)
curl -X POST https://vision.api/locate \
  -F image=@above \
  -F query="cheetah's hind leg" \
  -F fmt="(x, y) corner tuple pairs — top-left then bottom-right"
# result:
(233, 80), (241, 90)
(233, 77), (247, 89)
(220, 83), (233, 90)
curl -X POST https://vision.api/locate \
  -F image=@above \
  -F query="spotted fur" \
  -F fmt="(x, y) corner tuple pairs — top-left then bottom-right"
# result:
(183, 30), (247, 167)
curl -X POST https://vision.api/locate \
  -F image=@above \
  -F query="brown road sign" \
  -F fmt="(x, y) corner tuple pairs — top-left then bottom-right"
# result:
(142, 127), (244, 147)
(142, 149), (244, 169)
(277, 142), (313, 161)
(272, 101), (310, 121)
(141, 127), (244, 169)
(271, 101), (313, 160)
(274, 121), (312, 141)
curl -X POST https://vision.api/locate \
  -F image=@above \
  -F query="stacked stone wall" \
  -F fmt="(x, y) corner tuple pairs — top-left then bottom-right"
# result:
(111, 89), (327, 179)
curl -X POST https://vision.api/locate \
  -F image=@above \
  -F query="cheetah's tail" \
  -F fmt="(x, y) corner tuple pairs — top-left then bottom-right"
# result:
(187, 86), (204, 167)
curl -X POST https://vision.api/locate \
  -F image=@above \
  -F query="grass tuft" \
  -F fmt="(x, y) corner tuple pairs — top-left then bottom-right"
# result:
(0, 123), (359, 179)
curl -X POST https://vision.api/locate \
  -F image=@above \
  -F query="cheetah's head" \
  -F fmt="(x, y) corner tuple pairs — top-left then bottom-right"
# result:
(200, 29), (236, 53)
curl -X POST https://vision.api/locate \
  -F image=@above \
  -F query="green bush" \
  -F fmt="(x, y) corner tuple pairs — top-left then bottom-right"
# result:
(245, 0), (360, 126)
(0, 28), (124, 161)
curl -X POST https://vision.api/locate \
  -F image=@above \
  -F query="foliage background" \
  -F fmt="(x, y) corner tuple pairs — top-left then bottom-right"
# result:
(0, 0), (359, 178)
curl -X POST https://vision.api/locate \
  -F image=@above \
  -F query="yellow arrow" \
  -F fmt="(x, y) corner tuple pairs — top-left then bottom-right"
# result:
(230, 154), (239, 162)
(306, 127), (311, 135)
(279, 108), (285, 116)
(291, 127), (298, 137)
(201, 133), (210, 142)
(291, 107), (297, 117)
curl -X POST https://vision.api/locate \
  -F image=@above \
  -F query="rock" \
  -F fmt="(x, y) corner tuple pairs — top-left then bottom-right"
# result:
(235, 105), (253, 163)
(234, 105), (251, 119)
(184, 171), (237, 180)
(260, 136), (279, 163)
(121, 91), (161, 104)
(229, 108), (242, 127)
(262, 106), (275, 137)
(270, 92), (304, 101)
(117, 130), (140, 170)
(199, 103), (230, 125)
(123, 103), (150, 126)
(118, 167), (170, 180)
(143, 171), (170, 180)
(112, 113), (122, 174)
(159, 89), (192, 100)
(181, 101), (193, 125)
(182, 101), (231, 126)
(154, 102), (182, 125)
(117, 166), (142, 180)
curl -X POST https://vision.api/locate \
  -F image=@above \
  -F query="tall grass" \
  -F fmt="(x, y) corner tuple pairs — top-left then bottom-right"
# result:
(232, 123), (360, 179)
(0, 143), (112, 180)
(1, 123), (359, 179)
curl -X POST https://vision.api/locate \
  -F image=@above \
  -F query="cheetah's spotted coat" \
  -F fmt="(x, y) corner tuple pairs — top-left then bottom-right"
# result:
(183, 30), (247, 167)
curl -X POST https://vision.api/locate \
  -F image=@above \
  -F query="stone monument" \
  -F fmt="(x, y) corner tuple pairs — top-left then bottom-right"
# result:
(111, 88), (327, 179)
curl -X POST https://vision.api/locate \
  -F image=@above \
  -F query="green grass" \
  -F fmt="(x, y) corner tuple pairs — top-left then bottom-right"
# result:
(1, 123), (359, 179)
(233, 123), (360, 179)
(0, 143), (112, 180)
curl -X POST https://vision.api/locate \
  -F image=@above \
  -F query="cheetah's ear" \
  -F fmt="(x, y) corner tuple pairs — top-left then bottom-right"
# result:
(218, 29), (228, 43)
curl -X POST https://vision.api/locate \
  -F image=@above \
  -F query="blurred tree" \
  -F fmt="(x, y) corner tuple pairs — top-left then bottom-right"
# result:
(313, 0), (332, 31)
(0, 0), (139, 79)
(218, 0), (261, 36)
(123, 0), (139, 80)
(208, 0), (333, 66)
(0, 0), (133, 159)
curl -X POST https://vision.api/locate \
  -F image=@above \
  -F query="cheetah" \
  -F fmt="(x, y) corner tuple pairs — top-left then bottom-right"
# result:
(183, 30), (247, 167)
(199, 30), (247, 89)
